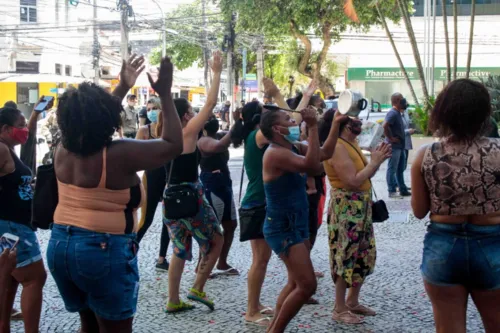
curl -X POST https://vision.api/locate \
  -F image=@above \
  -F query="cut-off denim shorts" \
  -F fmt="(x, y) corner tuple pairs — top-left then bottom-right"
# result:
(0, 220), (42, 268)
(421, 222), (500, 290)
(264, 208), (309, 256)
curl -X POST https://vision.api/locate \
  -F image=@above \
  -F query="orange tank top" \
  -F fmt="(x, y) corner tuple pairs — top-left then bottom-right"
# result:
(54, 147), (144, 234)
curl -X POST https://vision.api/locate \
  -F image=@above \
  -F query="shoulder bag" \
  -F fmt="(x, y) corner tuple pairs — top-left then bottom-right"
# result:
(31, 148), (59, 230)
(339, 138), (389, 223)
(163, 161), (200, 220)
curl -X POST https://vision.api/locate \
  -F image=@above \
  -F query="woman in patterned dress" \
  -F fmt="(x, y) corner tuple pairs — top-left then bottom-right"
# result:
(323, 115), (391, 324)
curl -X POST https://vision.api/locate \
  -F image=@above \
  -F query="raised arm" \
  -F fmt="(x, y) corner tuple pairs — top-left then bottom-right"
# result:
(112, 55), (146, 101)
(319, 111), (348, 161)
(120, 57), (183, 172)
(184, 51), (223, 139)
(262, 78), (287, 109)
(28, 96), (53, 135)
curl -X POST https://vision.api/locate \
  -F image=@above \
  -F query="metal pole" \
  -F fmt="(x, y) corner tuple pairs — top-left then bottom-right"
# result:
(256, 40), (264, 100)
(427, 0), (432, 91)
(93, 0), (99, 84)
(120, 0), (130, 60)
(423, 0), (428, 86)
(242, 48), (247, 102)
(431, 0), (437, 96)
(151, 0), (165, 58)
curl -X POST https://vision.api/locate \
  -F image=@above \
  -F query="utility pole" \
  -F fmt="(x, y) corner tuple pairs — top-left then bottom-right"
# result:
(93, 0), (100, 84)
(226, 13), (235, 126)
(202, 0), (210, 92)
(119, 0), (130, 60)
(242, 48), (247, 102)
(256, 38), (264, 100)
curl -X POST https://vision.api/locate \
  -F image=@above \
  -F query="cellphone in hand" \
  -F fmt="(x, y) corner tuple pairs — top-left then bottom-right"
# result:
(35, 96), (54, 112)
(0, 233), (19, 252)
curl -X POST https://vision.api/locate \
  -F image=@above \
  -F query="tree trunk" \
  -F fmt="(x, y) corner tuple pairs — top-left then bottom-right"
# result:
(376, 4), (419, 108)
(466, 0), (476, 79)
(202, 0), (210, 91)
(396, 0), (430, 104)
(453, 0), (458, 80)
(442, 0), (451, 83)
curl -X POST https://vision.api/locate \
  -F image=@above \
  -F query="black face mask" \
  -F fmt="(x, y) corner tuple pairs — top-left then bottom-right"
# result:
(348, 119), (362, 135)
(399, 98), (408, 110)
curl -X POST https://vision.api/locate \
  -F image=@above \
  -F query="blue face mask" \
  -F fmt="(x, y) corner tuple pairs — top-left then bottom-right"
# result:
(284, 125), (300, 143)
(147, 110), (159, 123)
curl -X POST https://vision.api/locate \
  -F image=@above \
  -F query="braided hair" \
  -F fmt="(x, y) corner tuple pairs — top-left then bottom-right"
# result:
(57, 82), (122, 156)
(231, 101), (262, 148)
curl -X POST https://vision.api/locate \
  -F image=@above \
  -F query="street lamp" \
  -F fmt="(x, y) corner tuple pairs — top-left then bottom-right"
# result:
(288, 75), (295, 98)
(150, 0), (166, 58)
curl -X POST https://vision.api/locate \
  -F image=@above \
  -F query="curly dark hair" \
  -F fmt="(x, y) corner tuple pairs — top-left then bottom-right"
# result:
(57, 82), (122, 156)
(429, 79), (492, 142)
(231, 101), (262, 147)
(0, 107), (22, 130)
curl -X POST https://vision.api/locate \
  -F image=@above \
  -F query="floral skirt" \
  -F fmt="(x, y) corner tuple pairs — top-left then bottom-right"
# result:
(327, 187), (376, 288)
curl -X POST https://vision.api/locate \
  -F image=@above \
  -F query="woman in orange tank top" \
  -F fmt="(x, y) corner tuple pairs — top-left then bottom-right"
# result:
(47, 55), (183, 332)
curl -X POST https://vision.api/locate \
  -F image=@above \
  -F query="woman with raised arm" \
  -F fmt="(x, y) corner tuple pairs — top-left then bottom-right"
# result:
(135, 97), (171, 271)
(198, 116), (239, 276)
(163, 51), (224, 313)
(47, 55), (183, 333)
(260, 106), (346, 333)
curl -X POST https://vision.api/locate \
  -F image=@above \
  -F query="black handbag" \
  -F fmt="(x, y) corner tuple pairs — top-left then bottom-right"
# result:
(339, 138), (389, 223)
(31, 163), (58, 230)
(163, 162), (200, 220)
(239, 205), (266, 242)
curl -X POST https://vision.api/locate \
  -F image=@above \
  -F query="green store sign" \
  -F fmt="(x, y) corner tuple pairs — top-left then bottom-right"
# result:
(348, 67), (500, 81)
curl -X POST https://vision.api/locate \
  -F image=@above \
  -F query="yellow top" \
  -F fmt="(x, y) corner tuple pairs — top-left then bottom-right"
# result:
(324, 139), (371, 192)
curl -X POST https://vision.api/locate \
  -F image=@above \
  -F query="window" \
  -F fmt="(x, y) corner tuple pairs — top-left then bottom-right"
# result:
(16, 61), (39, 74)
(20, 0), (37, 23)
(65, 65), (72, 76)
(55, 64), (62, 75)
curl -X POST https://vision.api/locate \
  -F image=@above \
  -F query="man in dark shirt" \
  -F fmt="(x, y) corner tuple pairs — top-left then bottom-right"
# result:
(383, 93), (410, 198)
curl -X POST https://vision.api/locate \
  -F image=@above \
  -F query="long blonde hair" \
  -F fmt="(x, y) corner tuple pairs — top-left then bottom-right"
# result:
(146, 97), (162, 138)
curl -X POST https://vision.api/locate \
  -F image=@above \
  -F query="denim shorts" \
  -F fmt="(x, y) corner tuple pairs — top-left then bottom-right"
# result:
(421, 222), (500, 290)
(47, 224), (140, 321)
(200, 171), (237, 222)
(0, 220), (42, 268)
(263, 209), (309, 256)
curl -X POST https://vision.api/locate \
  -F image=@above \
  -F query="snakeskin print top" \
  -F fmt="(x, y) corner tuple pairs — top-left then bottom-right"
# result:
(422, 138), (500, 215)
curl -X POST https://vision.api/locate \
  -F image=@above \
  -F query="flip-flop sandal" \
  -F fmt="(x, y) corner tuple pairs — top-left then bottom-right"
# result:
(165, 301), (195, 314)
(209, 268), (240, 278)
(245, 316), (272, 327)
(348, 304), (376, 316)
(187, 288), (215, 310)
(332, 310), (363, 325)
(260, 306), (275, 316)
(11, 309), (23, 320)
(315, 271), (325, 278)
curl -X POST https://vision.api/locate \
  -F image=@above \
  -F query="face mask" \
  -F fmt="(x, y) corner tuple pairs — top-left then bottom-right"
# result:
(10, 127), (29, 145)
(348, 120), (363, 136)
(147, 110), (159, 123)
(283, 125), (300, 143)
(399, 98), (408, 110)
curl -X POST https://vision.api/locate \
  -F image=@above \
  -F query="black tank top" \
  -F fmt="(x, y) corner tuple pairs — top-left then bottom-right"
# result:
(0, 150), (33, 226)
(200, 150), (230, 174)
(167, 149), (200, 185)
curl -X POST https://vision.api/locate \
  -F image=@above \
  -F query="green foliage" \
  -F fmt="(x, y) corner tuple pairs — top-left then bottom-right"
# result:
(481, 75), (500, 122)
(413, 96), (435, 136)
(149, 0), (223, 70)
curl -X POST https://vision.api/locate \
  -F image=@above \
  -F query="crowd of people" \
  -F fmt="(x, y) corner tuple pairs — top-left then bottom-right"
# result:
(0, 49), (499, 333)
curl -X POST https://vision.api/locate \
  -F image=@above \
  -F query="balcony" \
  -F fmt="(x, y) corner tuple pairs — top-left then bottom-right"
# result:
(413, 2), (500, 16)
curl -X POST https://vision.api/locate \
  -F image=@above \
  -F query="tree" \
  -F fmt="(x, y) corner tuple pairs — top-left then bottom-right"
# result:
(442, 0), (451, 83)
(149, 1), (223, 73)
(218, 0), (403, 96)
(465, 0), (476, 79)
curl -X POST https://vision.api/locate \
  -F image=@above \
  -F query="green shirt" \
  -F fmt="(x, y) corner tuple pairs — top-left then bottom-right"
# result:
(241, 130), (267, 207)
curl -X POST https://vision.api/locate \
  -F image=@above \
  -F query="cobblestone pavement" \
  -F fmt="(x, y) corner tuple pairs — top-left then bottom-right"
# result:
(12, 147), (485, 333)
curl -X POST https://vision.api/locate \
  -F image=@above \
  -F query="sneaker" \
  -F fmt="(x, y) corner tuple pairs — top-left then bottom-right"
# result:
(156, 260), (169, 271)
(389, 192), (403, 199)
(400, 191), (412, 197)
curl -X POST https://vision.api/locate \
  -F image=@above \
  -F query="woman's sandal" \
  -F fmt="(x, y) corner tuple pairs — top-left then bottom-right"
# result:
(11, 309), (23, 320)
(245, 316), (272, 327)
(260, 306), (275, 316)
(332, 310), (364, 324)
(187, 288), (215, 310)
(347, 304), (376, 316)
(165, 301), (195, 314)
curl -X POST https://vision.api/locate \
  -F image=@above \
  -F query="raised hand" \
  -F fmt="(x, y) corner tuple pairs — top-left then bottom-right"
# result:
(209, 51), (223, 74)
(304, 79), (319, 97)
(120, 54), (146, 89)
(333, 109), (350, 125)
(301, 106), (318, 127)
(262, 77), (280, 98)
(371, 142), (392, 165)
(147, 57), (173, 97)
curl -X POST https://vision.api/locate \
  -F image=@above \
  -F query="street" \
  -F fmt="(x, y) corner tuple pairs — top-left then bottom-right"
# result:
(11, 145), (485, 333)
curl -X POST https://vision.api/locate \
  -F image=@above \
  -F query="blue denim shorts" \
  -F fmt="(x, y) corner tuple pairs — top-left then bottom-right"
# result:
(47, 224), (140, 321)
(421, 222), (500, 290)
(264, 209), (309, 256)
(0, 220), (42, 268)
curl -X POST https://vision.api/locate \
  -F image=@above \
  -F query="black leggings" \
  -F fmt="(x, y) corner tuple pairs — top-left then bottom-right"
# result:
(136, 167), (170, 258)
